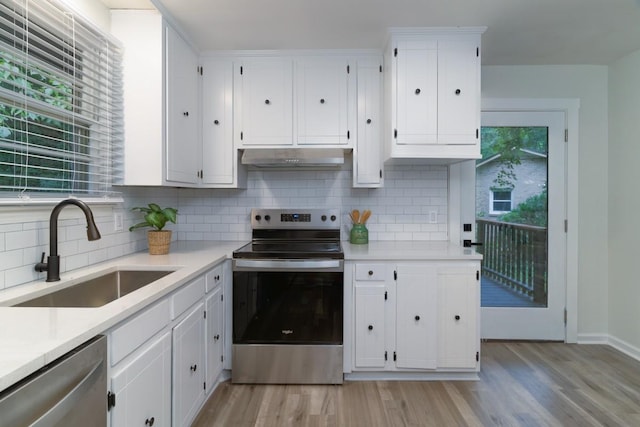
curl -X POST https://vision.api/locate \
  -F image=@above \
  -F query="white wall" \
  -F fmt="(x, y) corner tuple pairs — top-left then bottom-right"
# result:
(608, 49), (640, 352)
(482, 65), (609, 338)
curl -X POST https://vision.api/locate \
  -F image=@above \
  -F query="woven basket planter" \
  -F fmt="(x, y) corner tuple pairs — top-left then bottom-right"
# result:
(147, 230), (172, 255)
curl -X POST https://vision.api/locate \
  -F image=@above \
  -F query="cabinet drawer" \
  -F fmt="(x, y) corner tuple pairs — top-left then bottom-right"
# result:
(110, 298), (170, 365)
(205, 263), (224, 293)
(355, 264), (386, 281)
(171, 275), (205, 319)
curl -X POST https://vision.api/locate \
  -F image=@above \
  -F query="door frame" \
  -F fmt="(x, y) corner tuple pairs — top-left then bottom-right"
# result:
(449, 98), (580, 343)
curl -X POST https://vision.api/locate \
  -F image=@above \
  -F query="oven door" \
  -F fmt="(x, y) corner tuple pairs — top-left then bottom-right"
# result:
(233, 259), (343, 345)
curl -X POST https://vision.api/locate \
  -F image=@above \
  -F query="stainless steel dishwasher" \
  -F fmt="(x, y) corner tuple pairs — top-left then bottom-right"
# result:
(0, 335), (107, 427)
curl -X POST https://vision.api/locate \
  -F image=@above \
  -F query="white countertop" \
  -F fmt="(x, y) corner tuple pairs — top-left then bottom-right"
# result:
(343, 241), (482, 261)
(0, 239), (479, 391)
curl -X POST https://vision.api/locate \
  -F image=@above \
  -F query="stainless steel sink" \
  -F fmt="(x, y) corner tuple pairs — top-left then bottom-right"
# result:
(14, 270), (174, 308)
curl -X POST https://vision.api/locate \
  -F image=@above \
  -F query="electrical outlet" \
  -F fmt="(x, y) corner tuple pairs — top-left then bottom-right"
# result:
(114, 212), (124, 232)
(429, 211), (438, 224)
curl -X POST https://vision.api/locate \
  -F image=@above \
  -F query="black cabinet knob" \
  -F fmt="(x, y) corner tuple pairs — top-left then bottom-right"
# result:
(145, 417), (155, 426)
(183, 111), (189, 116)
(368, 270), (374, 276)
(415, 315), (420, 321)
(455, 89), (461, 95)
(368, 325), (373, 331)
(415, 88), (421, 95)
(214, 334), (220, 341)
(366, 119), (372, 124)
(330, 215), (336, 221)
(255, 215), (261, 221)
(265, 215), (271, 221)
(215, 275), (220, 281)
(455, 315), (461, 320)
(320, 98), (325, 104)
(265, 99), (270, 105)
(190, 364), (197, 372)
(321, 215), (327, 221)
(214, 119), (219, 125)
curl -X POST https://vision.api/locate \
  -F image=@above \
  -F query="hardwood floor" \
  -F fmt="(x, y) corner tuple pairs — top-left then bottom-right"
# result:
(192, 342), (640, 426)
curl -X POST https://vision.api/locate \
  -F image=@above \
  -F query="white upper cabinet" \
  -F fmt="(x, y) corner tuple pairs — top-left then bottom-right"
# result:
(234, 57), (294, 146)
(165, 24), (199, 184)
(296, 56), (353, 145)
(386, 27), (485, 162)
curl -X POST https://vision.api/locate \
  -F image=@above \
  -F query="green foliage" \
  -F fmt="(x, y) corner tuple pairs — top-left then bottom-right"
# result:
(129, 204), (178, 231)
(499, 190), (547, 227)
(481, 127), (548, 190)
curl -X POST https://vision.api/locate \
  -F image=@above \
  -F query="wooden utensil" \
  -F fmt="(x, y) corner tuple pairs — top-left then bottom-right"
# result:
(352, 209), (360, 224)
(360, 210), (371, 224)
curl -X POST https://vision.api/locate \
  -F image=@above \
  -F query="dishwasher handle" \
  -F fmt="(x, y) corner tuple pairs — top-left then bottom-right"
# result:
(31, 359), (104, 427)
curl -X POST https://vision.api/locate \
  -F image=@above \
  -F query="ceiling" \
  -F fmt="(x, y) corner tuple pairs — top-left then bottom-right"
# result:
(102, 0), (640, 65)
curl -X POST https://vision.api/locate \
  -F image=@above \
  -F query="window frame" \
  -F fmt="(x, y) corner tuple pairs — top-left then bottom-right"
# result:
(490, 189), (513, 214)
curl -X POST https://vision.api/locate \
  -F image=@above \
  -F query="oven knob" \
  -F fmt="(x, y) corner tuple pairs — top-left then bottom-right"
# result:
(265, 215), (271, 221)
(321, 215), (327, 221)
(330, 215), (337, 221)
(255, 215), (262, 221)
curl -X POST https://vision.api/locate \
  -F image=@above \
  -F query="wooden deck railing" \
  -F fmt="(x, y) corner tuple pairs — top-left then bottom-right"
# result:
(476, 218), (547, 304)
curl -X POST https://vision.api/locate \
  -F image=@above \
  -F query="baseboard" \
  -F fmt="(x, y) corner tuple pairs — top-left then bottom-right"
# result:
(578, 333), (640, 363)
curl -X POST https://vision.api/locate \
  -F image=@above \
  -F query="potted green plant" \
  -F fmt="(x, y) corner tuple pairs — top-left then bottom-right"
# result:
(129, 203), (178, 255)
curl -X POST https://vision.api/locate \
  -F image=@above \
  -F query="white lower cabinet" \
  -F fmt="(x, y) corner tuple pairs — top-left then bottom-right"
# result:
(350, 260), (480, 376)
(107, 261), (229, 427)
(172, 302), (206, 427)
(109, 332), (172, 427)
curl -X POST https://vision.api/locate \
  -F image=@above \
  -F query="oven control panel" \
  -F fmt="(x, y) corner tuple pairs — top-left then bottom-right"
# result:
(251, 208), (340, 229)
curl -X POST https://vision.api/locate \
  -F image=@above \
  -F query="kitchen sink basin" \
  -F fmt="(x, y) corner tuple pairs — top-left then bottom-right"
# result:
(13, 270), (175, 308)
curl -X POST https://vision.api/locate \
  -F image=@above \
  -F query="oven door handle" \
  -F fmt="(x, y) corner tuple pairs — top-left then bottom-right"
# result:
(233, 259), (343, 271)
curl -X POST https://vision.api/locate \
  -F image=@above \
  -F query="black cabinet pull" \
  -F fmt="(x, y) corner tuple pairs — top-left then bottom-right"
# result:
(214, 119), (219, 125)
(366, 119), (372, 124)
(368, 325), (373, 331)
(265, 99), (270, 105)
(455, 315), (461, 320)
(415, 88), (421, 95)
(455, 89), (461, 95)
(214, 334), (220, 341)
(415, 315), (420, 321)
(183, 111), (189, 117)
(145, 417), (155, 426)
(320, 98), (325, 104)
(190, 364), (197, 372)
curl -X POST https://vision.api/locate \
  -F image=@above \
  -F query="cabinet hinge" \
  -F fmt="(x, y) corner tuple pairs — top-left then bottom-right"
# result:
(564, 219), (568, 233)
(379, 169), (382, 179)
(564, 308), (568, 325)
(384, 291), (388, 300)
(379, 64), (382, 73)
(394, 270), (397, 280)
(393, 351), (397, 361)
(347, 130), (350, 139)
(204, 310), (206, 319)
(221, 355), (224, 362)
(347, 65), (350, 74)
(240, 131), (243, 141)
(384, 351), (388, 361)
(198, 66), (203, 75)
(107, 391), (116, 411)
(565, 129), (568, 142)
(221, 294), (224, 301)
(204, 381), (206, 390)
(394, 47), (398, 57)
(476, 128), (479, 139)
(240, 65), (243, 75)
(476, 47), (479, 57)
(393, 129), (397, 139)
(476, 351), (479, 362)
(476, 270), (480, 281)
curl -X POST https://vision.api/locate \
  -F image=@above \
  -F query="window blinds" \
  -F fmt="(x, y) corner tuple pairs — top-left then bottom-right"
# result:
(0, 0), (123, 197)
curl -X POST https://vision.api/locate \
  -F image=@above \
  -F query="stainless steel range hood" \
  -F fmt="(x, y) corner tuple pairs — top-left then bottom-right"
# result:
(241, 148), (345, 168)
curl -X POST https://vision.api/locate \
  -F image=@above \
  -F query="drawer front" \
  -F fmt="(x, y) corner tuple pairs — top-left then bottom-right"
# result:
(355, 264), (386, 281)
(110, 299), (170, 365)
(205, 263), (224, 293)
(171, 275), (205, 319)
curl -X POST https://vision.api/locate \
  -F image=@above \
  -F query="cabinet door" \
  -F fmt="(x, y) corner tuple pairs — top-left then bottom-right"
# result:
(296, 57), (351, 145)
(205, 286), (224, 392)
(354, 59), (383, 187)
(201, 58), (234, 185)
(395, 40), (438, 145)
(354, 283), (387, 368)
(437, 265), (479, 369)
(172, 302), (205, 427)
(235, 57), (293, 146)
(437, 39), (480, 145)
(395, 264), (438, 369)
(110, 332), (171, 427)
(165, 24), (199, 184)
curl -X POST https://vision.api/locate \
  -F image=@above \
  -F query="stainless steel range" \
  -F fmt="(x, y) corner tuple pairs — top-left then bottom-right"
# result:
(232, 208), (344, 384)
